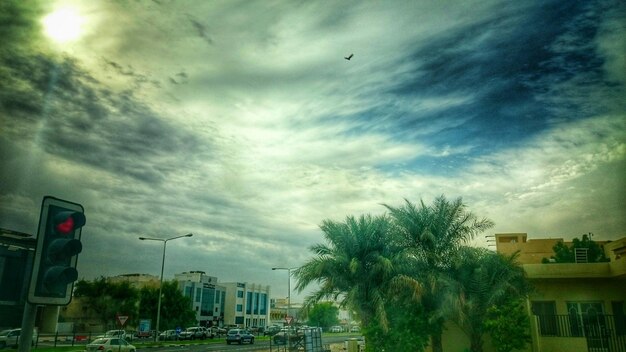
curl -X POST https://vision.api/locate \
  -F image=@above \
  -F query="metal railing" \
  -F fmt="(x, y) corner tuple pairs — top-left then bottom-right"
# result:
(535, 314), (626, 352)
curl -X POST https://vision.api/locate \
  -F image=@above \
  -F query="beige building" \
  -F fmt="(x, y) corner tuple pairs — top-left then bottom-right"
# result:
(495, 233), (626, 352)
(427, 233), (626, 352)
(61, 273), (161, 332)
(222, 282), (270, 328)
(108, 273), (160, 289)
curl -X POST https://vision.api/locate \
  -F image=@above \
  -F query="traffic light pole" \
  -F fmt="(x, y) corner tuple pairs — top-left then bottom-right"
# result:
(18, 302), (37, 352)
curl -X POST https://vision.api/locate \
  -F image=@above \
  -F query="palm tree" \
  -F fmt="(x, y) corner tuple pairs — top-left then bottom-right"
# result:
(294, 214), (420, 350)
(384, 196), (494, 352)
(447, 247), (531, 352)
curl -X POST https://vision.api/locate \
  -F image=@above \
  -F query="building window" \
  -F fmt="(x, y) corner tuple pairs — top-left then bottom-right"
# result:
(246, 292), (252, 314)
(260, 293), (267, 315)
(532, 301), (557, 336)
(237, 290), (244, 298)
(196, 288), (202, 303)
(237, 304), (243, 312)
(567, 302), (610, 349)
(201, 287), (214, 316)
(254, 292), (259, 314)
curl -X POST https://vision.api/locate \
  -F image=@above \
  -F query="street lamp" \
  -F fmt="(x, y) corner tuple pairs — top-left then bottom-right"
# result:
(272, 266), (298, 349)
(139, 233), (193, 340)
(272, 267), (296, 319)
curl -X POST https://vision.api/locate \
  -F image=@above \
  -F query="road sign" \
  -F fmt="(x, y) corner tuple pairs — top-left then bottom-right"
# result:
(285, 316), (293, 325)
(117, 315), (129, 326)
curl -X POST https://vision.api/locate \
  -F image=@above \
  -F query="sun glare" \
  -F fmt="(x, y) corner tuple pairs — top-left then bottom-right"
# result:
(43, 8), (84, 43)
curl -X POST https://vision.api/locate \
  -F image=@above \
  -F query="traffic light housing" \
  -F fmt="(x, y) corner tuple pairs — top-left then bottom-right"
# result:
(28, 196), (85, 305)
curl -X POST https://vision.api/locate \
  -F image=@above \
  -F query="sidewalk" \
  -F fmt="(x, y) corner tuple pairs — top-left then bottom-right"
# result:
(257, 343), (345, 352)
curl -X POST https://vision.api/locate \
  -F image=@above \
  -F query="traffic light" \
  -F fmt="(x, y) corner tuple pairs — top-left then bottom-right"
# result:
(28, 196), (86, 305)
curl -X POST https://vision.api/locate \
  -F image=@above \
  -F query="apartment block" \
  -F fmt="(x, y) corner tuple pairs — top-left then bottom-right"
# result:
(175, 271), (226, 326)
(495, 233), (626, 352)
(221, 282), (270, 328)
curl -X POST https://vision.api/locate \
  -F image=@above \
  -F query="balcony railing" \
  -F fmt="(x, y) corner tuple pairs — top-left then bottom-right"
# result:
(535, 314), (626, 352)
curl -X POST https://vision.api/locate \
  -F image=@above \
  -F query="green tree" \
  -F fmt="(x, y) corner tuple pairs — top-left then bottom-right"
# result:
(137, 281), (196, 330)
(74, 277), (139, 328)
(384, 196), (494, 352)
(542, 233), (609, 263)
(448, 248), (531, 352)
(484, 299), (531, 352)
(294, 214), (422, 351)
(306, 302), (339, 330)
(364, 289), (430, 352)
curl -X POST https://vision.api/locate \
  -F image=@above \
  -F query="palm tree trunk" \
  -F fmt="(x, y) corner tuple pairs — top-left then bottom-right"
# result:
(431, 333), (443, 352)
(470, 335), (483, 352)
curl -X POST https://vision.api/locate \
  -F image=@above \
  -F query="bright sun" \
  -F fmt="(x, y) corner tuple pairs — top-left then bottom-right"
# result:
(42, 8), (84, 43)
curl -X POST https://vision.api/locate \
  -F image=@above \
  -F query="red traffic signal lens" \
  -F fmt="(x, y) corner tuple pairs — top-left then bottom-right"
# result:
(56, 217), (75, 234)
(53, 211), (86, 234)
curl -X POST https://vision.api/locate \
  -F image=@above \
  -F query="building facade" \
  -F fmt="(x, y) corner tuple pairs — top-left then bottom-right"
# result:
(222, 282), (270, 328)
(108, 273), (160, 289)
(426, 233), (626, 352)
(495, 233), (626, 352)
(175, 271), (226, 327)
(0, 228), (58, 332)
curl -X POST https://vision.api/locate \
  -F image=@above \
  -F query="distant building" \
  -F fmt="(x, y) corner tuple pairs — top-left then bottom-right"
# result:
(0, 228), (58, 332)
(175, 271), (226, 326)
(270, 297), (303, 325)
(108, 273), (160, 289)
(221, 282), (270, 328)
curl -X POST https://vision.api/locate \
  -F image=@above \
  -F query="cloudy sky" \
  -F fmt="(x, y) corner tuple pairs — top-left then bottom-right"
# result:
(1, 0), (624, 301)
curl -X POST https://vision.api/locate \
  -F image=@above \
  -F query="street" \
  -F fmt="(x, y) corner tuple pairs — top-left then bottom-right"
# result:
(132, 335), (354, 352)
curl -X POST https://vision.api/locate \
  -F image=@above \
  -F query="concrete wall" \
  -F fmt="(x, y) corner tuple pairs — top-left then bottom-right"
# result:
(537, 336), (587, 352)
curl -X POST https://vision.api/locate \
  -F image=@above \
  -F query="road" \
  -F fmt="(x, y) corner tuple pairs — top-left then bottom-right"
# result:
(134, 335), (355, 352)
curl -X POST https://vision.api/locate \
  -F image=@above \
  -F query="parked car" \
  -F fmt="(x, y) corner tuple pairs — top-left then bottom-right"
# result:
(272, 328), (303, 345)
(272, 331), (288, 345)
(225, 329), (254, 345)
(135, 330), (153, 339)
(329, 325), (342, 333)
(85, 338), (135, 352)
(178, 327), (206, 340)
(158, 330), (179, 341)
(101, 330), (126, 340)
(263, 325), (281, 336)
(207, 326), (228, 338)
(350, 326), (361, 333)
(0, 328), (38, 348)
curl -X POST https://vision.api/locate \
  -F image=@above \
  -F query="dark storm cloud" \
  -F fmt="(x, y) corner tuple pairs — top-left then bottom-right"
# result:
(102, 58), (161, 89)
(0, 1), (43, 51)
(187, 15), (213, 45)
(382, 1), (616, 153)
(0, 51), (205, 185)
(1, 0), (623, 292)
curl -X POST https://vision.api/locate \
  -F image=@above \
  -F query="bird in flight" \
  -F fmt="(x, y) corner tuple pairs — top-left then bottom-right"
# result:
(344, 53), (354, 60)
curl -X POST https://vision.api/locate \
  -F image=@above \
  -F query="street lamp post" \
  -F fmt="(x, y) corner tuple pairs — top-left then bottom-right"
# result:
(139, 233), (193, 340)
(272, 267), (297, 349)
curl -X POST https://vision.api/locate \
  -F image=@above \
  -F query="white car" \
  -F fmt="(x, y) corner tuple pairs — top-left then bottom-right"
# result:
(330, 326), (342, 333)
(85, 338), (135, 352)
(0, 328), (38, 348)
(104, 330), (126, 339)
